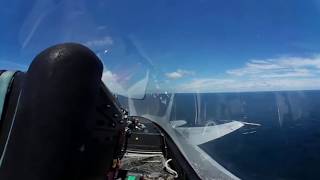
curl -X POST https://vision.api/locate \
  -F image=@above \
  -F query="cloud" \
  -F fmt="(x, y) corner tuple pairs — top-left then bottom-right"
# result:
(102, 70), (149, 99)
(97, 25), (107, 30)
(177, 78), (320, 93)
(165, 69), (194, 79)
(176, 54), (320, 93)
(85, 36), (113, 48)
(102, 70), (126, 95)
(103, 54), (320, 93)
(226, 55), (320, 77)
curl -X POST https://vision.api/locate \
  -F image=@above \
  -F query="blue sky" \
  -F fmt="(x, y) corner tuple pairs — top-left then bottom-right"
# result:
(2, 0), (320, 94)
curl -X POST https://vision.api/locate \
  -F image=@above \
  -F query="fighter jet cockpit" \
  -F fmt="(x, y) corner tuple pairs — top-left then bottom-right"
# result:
(1, 1), (320, 180)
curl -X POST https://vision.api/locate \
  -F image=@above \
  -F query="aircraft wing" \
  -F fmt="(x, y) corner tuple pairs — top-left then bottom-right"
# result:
(170, 120), (187, 128)
(175, 121), (244, 145)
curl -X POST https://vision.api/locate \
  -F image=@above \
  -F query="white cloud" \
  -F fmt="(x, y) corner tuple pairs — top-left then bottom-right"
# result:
(102, 70), (149, 99)
(165, 69), (194, 79)
(97, 25), (107, 30)
(102, 54), (320, 93)
(176, 54), (320, 93)
(177, 77), (320, 93)
(226, 55), (320, 77)
(85, 36), (113, 48)
(102, 70), (126, 95)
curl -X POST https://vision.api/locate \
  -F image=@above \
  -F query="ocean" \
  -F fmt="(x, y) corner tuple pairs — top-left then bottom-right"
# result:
(119, 90), (320, 180)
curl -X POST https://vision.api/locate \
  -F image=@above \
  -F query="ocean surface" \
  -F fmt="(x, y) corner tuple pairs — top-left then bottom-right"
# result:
(120, 90), (320, 180)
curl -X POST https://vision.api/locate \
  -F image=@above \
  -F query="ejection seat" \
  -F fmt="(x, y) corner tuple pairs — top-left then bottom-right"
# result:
(0, 43), (126, 180)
